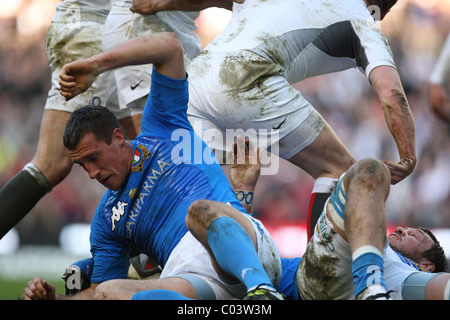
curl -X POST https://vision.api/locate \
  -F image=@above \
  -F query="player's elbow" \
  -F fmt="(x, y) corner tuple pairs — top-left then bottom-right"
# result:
(377, 84), (403, 105)
(370, 67), (410, 113)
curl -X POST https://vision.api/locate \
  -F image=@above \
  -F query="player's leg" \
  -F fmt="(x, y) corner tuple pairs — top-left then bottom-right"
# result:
(334, 158), (391, 299)
(286, 120), (356, 240)
(0, 109), (72, 239)
(0, 8), (113, 240)
(33, 110), (74, 185)
(186, 200), (283, 299)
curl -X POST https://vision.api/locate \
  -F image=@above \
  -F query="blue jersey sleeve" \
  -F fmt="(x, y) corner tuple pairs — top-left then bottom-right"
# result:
(90, 202), (131, 284)
(140, 68), (192, 138)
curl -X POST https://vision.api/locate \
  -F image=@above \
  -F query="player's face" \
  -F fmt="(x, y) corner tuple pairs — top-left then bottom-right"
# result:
(388, 227), (434, 262)
(68, 132), (129, 190)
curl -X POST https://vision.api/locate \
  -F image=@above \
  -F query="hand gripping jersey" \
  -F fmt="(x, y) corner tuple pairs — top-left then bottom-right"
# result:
(89, 70), (246, 284)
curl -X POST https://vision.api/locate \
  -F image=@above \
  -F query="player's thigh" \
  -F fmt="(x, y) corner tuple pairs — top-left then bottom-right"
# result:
(287, 120), (356, 179)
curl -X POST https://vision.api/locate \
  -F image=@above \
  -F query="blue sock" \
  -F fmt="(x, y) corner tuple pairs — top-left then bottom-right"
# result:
(132, 289), (193, 300)
(207, 217), (273, 290)
(352, 250), (386, 297)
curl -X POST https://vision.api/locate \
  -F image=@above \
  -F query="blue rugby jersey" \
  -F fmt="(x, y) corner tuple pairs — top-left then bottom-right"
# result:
(89, 70), (246, 284)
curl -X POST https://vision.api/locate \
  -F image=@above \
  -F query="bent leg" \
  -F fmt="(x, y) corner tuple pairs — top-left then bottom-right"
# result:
(33, 109), (73, 185)
(288, 121), (356, 239)
(343, 158), (390, 252)
(288, 121), (355, 180)
(0, 109), (72, 239)
(342, 158), (391, 298)
(186, 200), (277, 292)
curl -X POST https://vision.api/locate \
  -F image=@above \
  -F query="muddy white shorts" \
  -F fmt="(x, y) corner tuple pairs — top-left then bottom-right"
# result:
(44, 7), (131, 119)
(102, 1), (201, 113)
(160, 215), (282, 300)
(296, 203), (355, 300)
(187, 50), (325, 160)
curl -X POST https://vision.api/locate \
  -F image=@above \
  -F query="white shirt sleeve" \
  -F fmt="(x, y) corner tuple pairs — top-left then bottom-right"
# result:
(383, 244), (417, 300)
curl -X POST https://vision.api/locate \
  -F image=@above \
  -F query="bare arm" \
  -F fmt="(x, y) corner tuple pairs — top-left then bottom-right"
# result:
(425, 273), (450, 300)
(22, 276), (98, 300)
(369, 65), (417, 185)
(131, 0), (244, 15)
(59, 32), (185, 100)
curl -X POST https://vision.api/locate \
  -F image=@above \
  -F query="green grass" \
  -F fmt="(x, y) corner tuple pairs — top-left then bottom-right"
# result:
(0, 277), (66, 300)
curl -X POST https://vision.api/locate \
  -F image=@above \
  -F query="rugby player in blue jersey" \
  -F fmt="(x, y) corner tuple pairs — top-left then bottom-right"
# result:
(22, 32), (282, 300)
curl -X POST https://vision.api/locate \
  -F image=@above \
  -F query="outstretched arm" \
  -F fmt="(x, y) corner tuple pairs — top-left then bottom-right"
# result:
(369, 65), (417, 185)
(59, 32), (185, 100)
(425, 273), (450, 300)
(131, 0), (244, 14)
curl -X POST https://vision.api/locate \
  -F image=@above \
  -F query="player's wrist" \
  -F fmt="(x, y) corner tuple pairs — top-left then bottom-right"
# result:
(235, 190), (254, 206)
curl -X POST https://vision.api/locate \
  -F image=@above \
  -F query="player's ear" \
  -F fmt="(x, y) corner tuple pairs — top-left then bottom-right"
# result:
(419, 260), (435, 273)
(112, 128), (126, 146)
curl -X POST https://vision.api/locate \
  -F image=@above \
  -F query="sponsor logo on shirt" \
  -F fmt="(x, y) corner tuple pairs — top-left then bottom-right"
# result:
(125, 160), (171, 239)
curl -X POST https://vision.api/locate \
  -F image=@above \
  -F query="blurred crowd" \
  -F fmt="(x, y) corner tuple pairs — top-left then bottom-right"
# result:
(0, 0), (449, 245)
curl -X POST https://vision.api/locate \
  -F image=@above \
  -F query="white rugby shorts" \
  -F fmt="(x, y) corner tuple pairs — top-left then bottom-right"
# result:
(187, 51), (325, 159)
(160, 215), (282, 300)
(102, 2), (200, 113)
(296, 204), (355, 300)
(44, 8), (130, 119)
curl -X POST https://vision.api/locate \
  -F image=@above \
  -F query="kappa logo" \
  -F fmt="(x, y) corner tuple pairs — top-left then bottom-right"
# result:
(111, 201), (128, 231)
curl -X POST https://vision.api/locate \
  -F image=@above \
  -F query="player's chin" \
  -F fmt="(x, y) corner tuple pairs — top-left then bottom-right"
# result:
(100, 176), (121, 190)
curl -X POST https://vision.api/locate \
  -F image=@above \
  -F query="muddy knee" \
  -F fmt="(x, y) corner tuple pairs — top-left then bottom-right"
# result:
(351, 158), (390, 189)
(186, 199), (220, 230)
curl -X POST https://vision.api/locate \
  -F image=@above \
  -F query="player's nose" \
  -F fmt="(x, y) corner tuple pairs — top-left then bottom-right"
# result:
(84, 161), (100, 180)
(395, 226), (406, 236)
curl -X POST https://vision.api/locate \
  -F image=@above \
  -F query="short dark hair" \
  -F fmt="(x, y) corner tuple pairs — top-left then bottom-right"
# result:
(367, 0), (398, 13)
(63, 105), (127, 150)
(420, 228), (448, 273)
